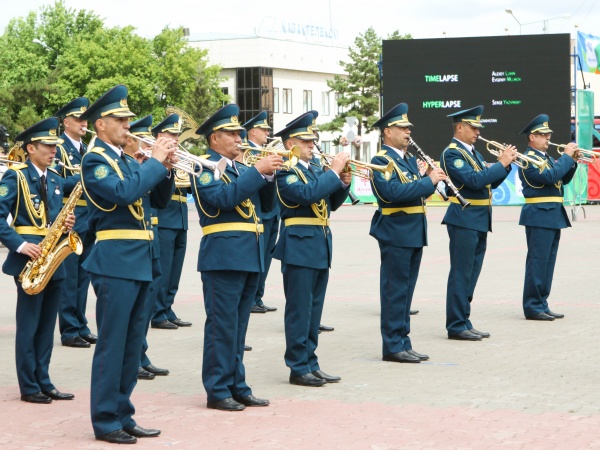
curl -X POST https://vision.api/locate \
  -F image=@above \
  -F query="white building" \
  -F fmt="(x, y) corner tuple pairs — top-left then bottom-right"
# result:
(188, 32), (380, 162)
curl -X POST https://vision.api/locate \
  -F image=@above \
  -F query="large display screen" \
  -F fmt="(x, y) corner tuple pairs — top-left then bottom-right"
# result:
(382, 34), (571, 160)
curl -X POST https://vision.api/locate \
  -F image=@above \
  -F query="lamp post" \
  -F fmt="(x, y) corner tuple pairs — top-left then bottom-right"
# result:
(32, 38), (58, 68)
(505, 9), (521, 35)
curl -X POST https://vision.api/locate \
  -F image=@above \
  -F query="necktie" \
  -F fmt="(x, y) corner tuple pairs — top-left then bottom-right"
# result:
(232, 162), (240, 176)
(79, 144), (85, 156)
(40, 174), (49, 219)
(120, 152), (128, 164)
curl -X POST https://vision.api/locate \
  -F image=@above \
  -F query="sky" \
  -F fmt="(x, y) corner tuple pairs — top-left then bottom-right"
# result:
(1, 0), (600, 46)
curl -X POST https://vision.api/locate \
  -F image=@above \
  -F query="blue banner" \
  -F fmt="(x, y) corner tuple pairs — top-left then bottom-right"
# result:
(577, 31), (600, 74)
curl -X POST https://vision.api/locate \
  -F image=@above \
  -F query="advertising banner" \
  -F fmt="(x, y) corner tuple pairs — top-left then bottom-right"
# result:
(577, 31), (600, 74)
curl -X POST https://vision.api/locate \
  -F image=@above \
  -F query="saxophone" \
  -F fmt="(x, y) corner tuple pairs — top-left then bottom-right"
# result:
(19, 182), (84, 295)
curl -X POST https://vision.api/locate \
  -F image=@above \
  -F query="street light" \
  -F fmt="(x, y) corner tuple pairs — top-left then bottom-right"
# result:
(32, 38), (55, 52)
(505, 9), (521, 35)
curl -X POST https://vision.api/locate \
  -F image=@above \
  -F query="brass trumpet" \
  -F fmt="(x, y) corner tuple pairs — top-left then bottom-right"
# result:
(240, 140), (302, 167)
(54, 158), (80, 172)
(548, 142), (597, 163)
(313, 151), (394, 181)
(478, 136), (547, 171)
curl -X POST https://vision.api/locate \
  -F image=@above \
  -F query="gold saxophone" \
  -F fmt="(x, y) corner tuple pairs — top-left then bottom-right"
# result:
(19, 182), (84, 295)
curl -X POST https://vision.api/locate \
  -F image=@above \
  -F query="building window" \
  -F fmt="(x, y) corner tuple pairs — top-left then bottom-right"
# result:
(362, 141), (371, 162)
(273, 88), (279, 113)
(321, 141), (331, 153)
(303, 90), (312, 113)
(282, 88), (292, 114)
(235, 67), (273, 124)
(336, 93), (344, 114)
(322, 92), (330, 116)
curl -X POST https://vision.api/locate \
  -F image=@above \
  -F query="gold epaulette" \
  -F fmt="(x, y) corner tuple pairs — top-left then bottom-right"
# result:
(9, 163), (27, 171)
(89, 147), (105, 154)
(527, 150), (536, 156)
(200, 154), (210, 159)
(48, 167), (60, 176)
(376, 150), (387, 156)
(448, 143), (458, 149)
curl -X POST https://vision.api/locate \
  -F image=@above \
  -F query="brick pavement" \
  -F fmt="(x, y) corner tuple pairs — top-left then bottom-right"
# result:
(0, 204), (599, 449)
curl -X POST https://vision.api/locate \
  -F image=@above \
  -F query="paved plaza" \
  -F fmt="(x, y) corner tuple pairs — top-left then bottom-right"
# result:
(0, 203), (599, 449)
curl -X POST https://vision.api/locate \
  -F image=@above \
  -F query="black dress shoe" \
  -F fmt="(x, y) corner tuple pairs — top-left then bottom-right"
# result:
(257, 303), (277, 311)
(235, 394), (270, 407)
(526, 312), (555, 321)
(42, 389), (74, 400)
(21, 392), (51, 404)
(62, 336), (90, 348)
(143, 364), (169, 376)
(469, 328), (491, 338)
(137, 367), (155, 380)
(96, 429), (137, 444)
(312, 369), (341, 383)
(409, 310), (419, 315)
(289, 373), (327, 387)
(407, 349), (429, 361)
(124, 425), (161, 438)
(547, 311), (564, 319)
(81, 333), (98, 344)
(319, 324), (334, 332)
(207, 397), (246, 411)
(170, 318), (192, 327)
(244, 344), (252, 351)
(448, 330), (482, 341)
(250, 305), (267, 313)
(382, 351), (421, 363)
(151, 320), (178, 329)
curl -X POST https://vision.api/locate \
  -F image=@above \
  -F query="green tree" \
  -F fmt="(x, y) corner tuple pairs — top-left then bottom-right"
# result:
(322, 27), (412, 144)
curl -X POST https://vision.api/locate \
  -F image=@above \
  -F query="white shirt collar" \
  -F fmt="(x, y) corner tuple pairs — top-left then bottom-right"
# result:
(107, 143), (125, 157)
(64, 132), (83, 151)
(31, 163), (47, 179)
(387, 145), (405, 159)
(298, 159), (310, 169)
(455, 138), (474, 153)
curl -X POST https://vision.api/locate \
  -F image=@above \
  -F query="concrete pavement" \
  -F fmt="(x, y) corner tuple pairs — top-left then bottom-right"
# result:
(1, 203), (599, 449)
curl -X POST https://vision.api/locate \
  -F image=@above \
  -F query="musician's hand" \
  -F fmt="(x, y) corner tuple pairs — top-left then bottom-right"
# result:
(163, 154), (179, 170)
(498, 145), (517, 167)
(330, 152), (351, 174)
(133, 149), (148, 164)
(563, 142), (577, 157)
(428, 168), (447, 185)
(151, 136), (178, 164)
(254, 154), (284, 175)
(64, 213), (76, 231)
(20, 243), (42, 260)
(339, 172), (352, 185)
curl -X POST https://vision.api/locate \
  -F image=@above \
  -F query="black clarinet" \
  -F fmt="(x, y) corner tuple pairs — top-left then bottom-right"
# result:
(409, 138), (470, 210)
(314, 141), (360, 205)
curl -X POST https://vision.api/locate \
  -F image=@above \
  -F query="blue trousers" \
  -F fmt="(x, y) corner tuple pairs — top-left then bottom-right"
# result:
(14, 277), (61, 395)
(59, 229), (95, 341)
(152, 228), (186, 323)
(379, 244), (422, 355)
(282, 263), (328, 377)
(523, 226), (561, 317)
(141, 258), (162, 367)
(90, 274), (150, 436)
(201, 270), (257, 402)
(254, 216), (279, 306)
(446, 224), (487, 336)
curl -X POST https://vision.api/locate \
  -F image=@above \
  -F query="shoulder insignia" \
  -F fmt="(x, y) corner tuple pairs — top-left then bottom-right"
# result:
(199, 171), (213, 185)
(286, 174), (299, 185)
(527, 151), (536, 156)
(448, 143), (458, 149)
(199, 154), (210, 160)
(376, 150), (387, 156)
(0, 184), (8, 197)
(48, 167), (60, 176)
(9, 163), (27, 171)
(90, 147), (105, 154)
(94, 164), (110, 180)
(453, 159), (465, 169)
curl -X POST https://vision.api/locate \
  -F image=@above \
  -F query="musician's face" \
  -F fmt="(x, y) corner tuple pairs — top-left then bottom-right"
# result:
(63, 116), (87, 139)
(459, 123), (480, 145)
(96, 116), (130, 147)
(530, 132), (551, 151)
(288, 137), (314, 162)
(249, 127), (270, 146)
(386, 126), (411, 150)
(211, 130), (242, 160)
(27, 142), (57, 169)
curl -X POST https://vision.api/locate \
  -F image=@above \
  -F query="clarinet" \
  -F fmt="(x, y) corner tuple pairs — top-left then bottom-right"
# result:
(408, 138), (470, 210)
(314, 141), (360, 205)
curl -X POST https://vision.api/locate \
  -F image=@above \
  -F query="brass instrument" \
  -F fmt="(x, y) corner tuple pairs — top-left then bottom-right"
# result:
(53, 158), (80, 172)
(241, 139), (301, 167)
(549, 142), (597, 163)
(314, 151), (394, 181)
(19, 182), (84, 295)
(409, 138), (470, 209)
(0, 144), (27, 166)
(313, 141), (359, 204)
(478, 136), (547, 171)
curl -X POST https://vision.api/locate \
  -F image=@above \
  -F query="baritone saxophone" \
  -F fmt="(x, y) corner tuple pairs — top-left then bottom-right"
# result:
(19, 182), (84, 295)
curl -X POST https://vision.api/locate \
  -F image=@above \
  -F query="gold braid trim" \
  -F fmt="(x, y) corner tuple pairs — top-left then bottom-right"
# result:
(277, 166), (327, 219)
(14, 169), (47, 228)
(370, 155), (411, 204)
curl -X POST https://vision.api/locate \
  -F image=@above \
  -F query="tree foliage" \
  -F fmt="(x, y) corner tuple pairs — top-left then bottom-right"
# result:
(0, 0), (225, 147)
(322, 27), (412, 137)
